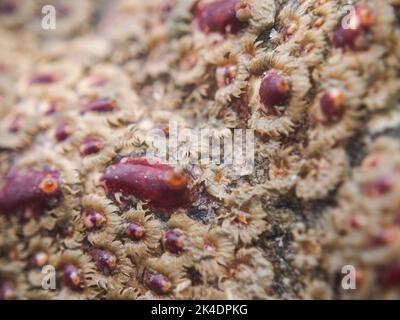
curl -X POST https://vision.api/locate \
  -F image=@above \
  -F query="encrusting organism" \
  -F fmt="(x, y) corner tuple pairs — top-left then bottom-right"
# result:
(0, 0), (400, 300)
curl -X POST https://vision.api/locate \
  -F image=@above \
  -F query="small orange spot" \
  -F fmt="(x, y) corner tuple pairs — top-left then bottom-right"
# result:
(357, 4), (374, 28)
(96, 214), (105, 225)
(70, 274), (82, 286)
(277, 78), (290, 94)
(161, 280), (172, 293)
(236, 211), (248, 224)
(107, 256), (117, 270)
(164, 170), (189, 189)
(39, 177), (58, 194)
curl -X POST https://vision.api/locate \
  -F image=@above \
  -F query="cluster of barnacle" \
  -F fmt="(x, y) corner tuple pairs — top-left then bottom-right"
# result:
(0, 0), (399, 300)
(322, 137), (400, 299)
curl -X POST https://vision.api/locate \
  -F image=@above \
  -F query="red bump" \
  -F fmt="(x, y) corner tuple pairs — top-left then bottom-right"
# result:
(0, 169), (62, 214)
(144, 271), (172, 295)
(320, 88), (345, 124)
(194, 0), (247, 34)
(363, 176), (394, 197)
(164, 230), (184, 254)
(332, 4), (374, 50)
(91, 249), (117, 271)
(124, 222), (146, 241)
(80, 97), (117, 114)
(55, 122), (72, 142)
(380, 263), (400, 287)
(79, 137), (103, 156)
(84, 209), (106, 230)
(63, 264), (83, 290)
(30, 73), (59, 85)
(100, 158), (196, 213)
(259, 71), (291, 115)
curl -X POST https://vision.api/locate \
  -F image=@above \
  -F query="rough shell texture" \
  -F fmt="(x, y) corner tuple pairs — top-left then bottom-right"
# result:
(0, 0), (400, 300)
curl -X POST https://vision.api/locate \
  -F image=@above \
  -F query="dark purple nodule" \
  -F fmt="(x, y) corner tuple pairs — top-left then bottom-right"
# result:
(55, 122), (72, 142)
(0, 1), (17, 15)
(100, 158), (196, 213)
(259, 71), (291, 114)
(332, 26), (363, 50)
(320, 88), (345, 124)
(380, 263), (400, 287)
(363, 176), (393, 197)
(79, 137), (103, 156)
(0, 168), (62, 214)
(29, 73), (58, 85)
(0, 282), (15, 300)
(332, 4), (374, 50)
(91, 249), (117, 271)
(63, 264), (83, 290)
(164, 230), (184, 254)
(124, 222), (146, 241)
(80, 97), (117, 114)
(84, 209), (105, 230)
(194, 0), (247, 34)
(144, 271), (172, 295)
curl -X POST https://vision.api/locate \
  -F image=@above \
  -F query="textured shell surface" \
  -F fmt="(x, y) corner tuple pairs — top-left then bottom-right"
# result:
(0, 0), (400, 300)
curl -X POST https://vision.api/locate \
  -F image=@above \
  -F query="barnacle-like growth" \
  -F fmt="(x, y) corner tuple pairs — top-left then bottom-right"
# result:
(52, 250), (97, 299)
(100, 157), (197, 213)
(141, 255), (187, 298)
(0, 0), (399, 300)
(0, 167), (62, 214)
(121, 207), (162, 261)
(323, 137), (400, 299)
(248, 52), (311, 136)
(88, 233), (132, 290)
(1, 152), (80, 237)
(220, 204), (268, 245)
(191, 227), (235, 281)
(194, 0), (249, 35)
(296, 147), (348, 200)
(221, 248), (274, 299)
(307, 60), (365, 152)
(79, 195), (120, 235)
(332, 3), (375, 51)
(26, 236), (58, 288)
